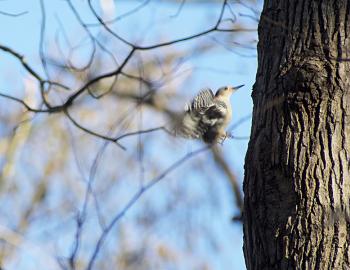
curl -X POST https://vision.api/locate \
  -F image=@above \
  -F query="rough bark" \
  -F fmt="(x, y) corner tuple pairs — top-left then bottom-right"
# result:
(243, 1), (350, 269)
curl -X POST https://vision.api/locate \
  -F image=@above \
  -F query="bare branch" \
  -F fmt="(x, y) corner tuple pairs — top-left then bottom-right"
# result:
(85, 0), (151, 27)
(47, 0), (232, 111)
(64, 108), (170, 151)
(170, 0), (186, 18)
(0, 44), (70, 95)
(0, 10), (28, 17)
(68, 119), (122, 268)
(86, 146), (210, 270)
(216, 27), (256, 32)
(87, 0), (136, 47)
(0, 44), (43, 81)
(0, 0), (252, 116)
(39, 0), (49, 79)
(0, 92), (50, 113)
(64, 109), (126, 150)
(0, 0), (255, 267)
(86, 0), (228, 51)
(211, 145), (243, 220)
(229, 135), (250, 140)
(115, 126), (169, 141)
(64, 0), (99, 71)
(61, 48), (136, 109)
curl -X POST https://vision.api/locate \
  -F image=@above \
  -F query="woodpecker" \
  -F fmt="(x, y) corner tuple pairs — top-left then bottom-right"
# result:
(174, 85), (244, 144)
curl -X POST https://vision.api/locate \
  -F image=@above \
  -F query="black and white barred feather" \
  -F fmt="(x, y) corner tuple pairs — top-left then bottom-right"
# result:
(174, 88), (228, 143)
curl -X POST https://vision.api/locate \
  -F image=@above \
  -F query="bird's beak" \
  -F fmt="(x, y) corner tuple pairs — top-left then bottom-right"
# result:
(227, 84), (244, 93)
(233, 84), (244, 90)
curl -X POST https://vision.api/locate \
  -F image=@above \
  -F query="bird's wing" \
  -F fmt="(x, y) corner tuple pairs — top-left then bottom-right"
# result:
(201, 100), (228, 126)
(175, 91), (228, 139)
(188, 88), (215, 112)
(174, 88), (214, 139)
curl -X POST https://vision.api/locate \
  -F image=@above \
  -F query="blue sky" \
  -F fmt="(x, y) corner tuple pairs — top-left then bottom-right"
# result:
(0, 0), (260, 269)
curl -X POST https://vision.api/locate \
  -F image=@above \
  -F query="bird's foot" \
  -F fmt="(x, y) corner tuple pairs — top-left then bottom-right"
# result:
(217, 132), (228, 145)
(226, 132), (234, 139)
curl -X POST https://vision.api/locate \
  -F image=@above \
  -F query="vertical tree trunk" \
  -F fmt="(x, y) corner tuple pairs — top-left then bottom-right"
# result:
(243, 1), (350, 269)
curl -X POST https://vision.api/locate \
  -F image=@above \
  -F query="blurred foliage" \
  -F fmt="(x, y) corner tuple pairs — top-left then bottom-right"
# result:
(0, 0), (260, 269)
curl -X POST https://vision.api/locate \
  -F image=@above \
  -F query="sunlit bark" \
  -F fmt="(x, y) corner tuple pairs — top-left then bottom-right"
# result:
(243, 1), (350, 269)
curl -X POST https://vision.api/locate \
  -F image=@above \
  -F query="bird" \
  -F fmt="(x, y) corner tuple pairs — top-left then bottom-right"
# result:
(173, 85), (244, 144)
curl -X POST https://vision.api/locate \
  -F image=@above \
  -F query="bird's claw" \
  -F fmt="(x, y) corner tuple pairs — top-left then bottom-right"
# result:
(226, 132), (234, 139)
(217, 132), (228, 145)
(217, 132), (235, 145)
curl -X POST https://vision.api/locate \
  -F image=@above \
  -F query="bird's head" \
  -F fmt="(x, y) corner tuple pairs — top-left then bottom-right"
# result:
(215, 85), (244, 98)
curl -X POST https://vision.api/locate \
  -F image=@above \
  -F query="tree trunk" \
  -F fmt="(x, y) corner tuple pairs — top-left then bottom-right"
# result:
(243, 1), (350, 269)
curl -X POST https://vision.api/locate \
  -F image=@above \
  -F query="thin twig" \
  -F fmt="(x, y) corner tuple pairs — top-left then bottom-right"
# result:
(115, 126), (167, 141)
(65, 0), (99, 71)
(85, 146), (210, 270)
(0, 0), (253, 115)
(0, 92), (50, 113)
(50, 0), (230, 111)
(211, 145), (243, 216)
(61, 48), (135, 109)
(170, 0), (186, 18)
(0, 10), (28, 17)
(85, 0), (151, 27)
(64, 109), (126, 150)
(87, 0), (135, 47)
(0, 44), (42, 81)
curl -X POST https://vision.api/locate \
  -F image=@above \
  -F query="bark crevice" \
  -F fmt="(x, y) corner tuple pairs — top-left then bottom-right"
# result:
(243, 0), (350, 269)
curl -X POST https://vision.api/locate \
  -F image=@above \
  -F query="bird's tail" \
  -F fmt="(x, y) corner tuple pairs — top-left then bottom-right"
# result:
(169, 111), (204, 139)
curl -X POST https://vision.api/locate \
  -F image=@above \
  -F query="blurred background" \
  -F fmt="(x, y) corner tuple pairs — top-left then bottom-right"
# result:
(0, 0), (261, 269)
